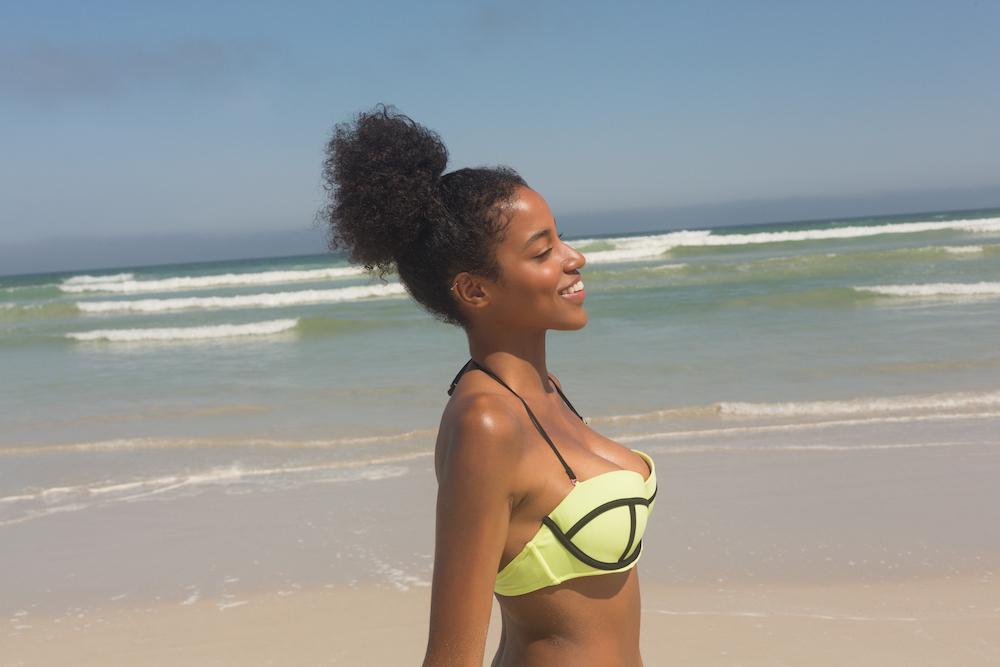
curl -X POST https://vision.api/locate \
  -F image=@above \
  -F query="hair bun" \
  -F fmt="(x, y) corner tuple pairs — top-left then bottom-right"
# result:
(321, 105), (449, 271)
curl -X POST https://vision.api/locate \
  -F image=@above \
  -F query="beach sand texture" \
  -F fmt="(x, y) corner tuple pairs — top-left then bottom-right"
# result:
(4, 424), (999, 666)
(4, 579), (999, 666)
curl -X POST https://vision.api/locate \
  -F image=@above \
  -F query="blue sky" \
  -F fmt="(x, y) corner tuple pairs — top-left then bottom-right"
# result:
(2, 1), (999, 272)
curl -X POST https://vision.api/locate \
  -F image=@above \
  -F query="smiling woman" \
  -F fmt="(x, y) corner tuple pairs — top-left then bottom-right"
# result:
(457, 187), (588, 334)
(319, 105), (656, 667)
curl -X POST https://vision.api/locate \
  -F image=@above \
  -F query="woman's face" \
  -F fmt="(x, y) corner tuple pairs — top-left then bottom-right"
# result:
(485, 186), (588, 332)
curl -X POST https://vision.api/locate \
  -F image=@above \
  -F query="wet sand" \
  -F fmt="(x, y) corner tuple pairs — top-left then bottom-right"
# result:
(3, 419), (999, 665)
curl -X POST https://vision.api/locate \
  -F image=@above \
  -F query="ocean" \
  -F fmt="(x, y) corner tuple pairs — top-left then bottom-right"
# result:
(2, 208), (1000, 613)
(2, 208), (999, 529)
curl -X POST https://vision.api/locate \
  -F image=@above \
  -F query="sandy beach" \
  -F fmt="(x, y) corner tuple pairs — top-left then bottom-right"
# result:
(4, 418), (998, 666)
(5, 576), (999, 666)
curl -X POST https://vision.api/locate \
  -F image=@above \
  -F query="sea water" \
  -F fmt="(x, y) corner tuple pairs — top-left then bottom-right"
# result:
(2, 209), (999, 530)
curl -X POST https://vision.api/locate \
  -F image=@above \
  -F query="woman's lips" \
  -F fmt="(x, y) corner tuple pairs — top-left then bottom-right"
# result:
(558, 279), (585, 297)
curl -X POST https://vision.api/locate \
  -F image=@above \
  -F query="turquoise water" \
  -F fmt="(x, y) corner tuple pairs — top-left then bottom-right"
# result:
(2, 208), (999, 527)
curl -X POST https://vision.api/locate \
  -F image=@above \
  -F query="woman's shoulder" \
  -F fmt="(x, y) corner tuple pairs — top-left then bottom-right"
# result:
(435, 376), (528, 482)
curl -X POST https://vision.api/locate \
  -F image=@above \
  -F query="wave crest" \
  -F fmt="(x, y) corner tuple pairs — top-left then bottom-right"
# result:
(60, 267), (364, 294)
(68, 319), (299, 342)
(570, 217), (1000, 264)
(77, 283), (407, 313)
(853, 282), (1000, 297)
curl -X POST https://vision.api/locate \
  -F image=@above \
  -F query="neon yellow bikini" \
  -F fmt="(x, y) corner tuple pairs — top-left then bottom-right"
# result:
(449, 361), (657, 596)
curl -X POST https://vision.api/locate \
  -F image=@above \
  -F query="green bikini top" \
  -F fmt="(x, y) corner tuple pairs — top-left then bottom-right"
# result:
(448, 360), (657, 597)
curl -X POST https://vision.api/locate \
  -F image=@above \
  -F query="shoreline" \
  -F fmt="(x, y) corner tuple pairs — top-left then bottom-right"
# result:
(3, 422), (999, 664)
(6, 435), (999, 614)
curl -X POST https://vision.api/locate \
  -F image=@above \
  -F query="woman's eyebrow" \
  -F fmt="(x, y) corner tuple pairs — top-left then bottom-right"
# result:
(522, 228), (554, 251)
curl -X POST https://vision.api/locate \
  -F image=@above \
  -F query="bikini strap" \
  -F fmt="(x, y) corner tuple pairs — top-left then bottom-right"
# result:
(447, 359), (476, 397)
(550, 380), (583, 421)
(447, 359), (580, 484)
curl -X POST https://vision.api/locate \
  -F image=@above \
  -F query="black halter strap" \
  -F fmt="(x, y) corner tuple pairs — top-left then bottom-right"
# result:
(448, 359), (582, 484)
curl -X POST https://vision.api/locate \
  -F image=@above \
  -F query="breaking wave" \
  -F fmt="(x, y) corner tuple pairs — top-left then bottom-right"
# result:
(853, 282), (1000, 298)
(571, 217), (1000, 263)
(60, 267), (364, 294)
(67, 319), (299, 342)
(76, 283), (407, 313)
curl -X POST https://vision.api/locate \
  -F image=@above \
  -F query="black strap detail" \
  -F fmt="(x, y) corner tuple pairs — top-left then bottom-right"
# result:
(447, 359), (476, 397)
(621, 504), (638, 562)
(562, 496), (650, 538)
(543, 522), (643, 570)
(543, 496), (650, 570)
(550, 380), (583, 420)
(447, 359), (580, 483)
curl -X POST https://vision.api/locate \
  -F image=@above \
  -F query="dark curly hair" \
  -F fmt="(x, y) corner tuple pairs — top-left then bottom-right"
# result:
(319, 105), (526, 326)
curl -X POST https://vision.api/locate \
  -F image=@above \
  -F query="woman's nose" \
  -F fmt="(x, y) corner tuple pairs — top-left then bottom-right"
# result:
(564, 243), (586, 271)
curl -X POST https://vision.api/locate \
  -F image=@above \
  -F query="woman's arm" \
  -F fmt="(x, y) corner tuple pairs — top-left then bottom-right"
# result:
(422, 397), (521, 667)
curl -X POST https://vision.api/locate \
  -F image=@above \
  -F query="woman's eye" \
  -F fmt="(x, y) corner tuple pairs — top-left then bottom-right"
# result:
(536, 248), (553, 259)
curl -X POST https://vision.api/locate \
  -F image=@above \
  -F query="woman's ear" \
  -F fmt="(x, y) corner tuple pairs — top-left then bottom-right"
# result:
(451, 272), (489, 309)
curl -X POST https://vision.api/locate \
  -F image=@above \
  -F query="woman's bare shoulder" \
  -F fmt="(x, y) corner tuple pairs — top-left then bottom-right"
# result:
(435, 376), (526, 483)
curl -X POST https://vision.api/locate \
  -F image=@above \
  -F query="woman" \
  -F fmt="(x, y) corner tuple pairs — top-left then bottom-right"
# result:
(321, 106), (656, 667)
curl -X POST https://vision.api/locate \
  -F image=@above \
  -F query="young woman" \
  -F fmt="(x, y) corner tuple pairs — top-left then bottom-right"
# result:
(321, 106), (656, 667)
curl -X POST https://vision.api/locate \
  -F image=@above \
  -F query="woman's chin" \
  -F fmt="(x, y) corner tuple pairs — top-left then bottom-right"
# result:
(554, 312), (588, 331)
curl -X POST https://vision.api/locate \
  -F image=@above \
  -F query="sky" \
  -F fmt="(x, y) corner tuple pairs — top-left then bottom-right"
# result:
(2, 0), (999, 274)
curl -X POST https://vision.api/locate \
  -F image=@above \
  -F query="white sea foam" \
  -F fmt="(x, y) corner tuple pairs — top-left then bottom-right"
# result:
(372, 558), (432, 592)
(60, 267), (364, 294)
(67, 319), (299, 342)
(1, 463), (413, 508)
(573, 233), (701, 262)
(600, 390), (1000, 426)
(853, 282), (1000, 297)
(941, 245), (984, 254)
(717, 390), (1000, 418)
(76, 283), (407, 313)
(570, 217), (1000, 263)
(0, 462), (411, 526)
(617, 412), (1000, 444)
(217, 600), (249, 611)
(0, 431), (439, 456)
(62, 273), (134, 286)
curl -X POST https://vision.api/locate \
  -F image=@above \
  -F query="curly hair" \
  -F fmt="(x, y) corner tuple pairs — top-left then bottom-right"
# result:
(319, 105), (526, 326)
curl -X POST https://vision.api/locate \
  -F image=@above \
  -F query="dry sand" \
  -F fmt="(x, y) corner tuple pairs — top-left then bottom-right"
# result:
(3, 576), (998, 666)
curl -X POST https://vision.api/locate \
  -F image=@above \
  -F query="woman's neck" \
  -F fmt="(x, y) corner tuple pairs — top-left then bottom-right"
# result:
(467, 330), (550, 394)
